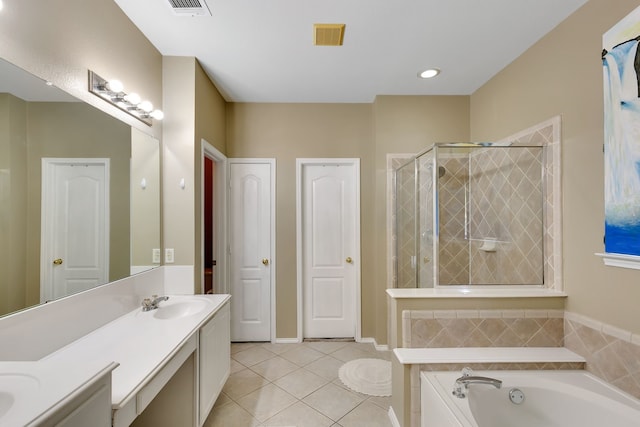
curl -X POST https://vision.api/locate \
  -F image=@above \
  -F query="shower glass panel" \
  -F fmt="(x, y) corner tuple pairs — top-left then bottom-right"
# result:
(395, 143), (545, 288)
(417, 153), (435, 288)
(395, 160), (417, 288)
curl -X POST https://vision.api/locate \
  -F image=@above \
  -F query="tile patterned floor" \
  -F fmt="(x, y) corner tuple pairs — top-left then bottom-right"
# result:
(203, 341), (393, 427)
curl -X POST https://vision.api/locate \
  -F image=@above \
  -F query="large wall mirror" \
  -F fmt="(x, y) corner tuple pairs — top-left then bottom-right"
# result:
(0, 58), (161, 317)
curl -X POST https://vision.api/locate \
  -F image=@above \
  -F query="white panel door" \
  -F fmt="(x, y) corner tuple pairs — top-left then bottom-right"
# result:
(229, 160), (274, 342)
(41, 159), (109, 302)
(301, 161), (359, 338)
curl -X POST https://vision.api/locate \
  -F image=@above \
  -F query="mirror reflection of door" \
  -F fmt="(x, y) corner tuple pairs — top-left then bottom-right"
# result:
(40, 158), (110, 302)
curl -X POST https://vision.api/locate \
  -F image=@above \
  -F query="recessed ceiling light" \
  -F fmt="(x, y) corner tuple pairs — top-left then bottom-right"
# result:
(419, 68), (440, 79)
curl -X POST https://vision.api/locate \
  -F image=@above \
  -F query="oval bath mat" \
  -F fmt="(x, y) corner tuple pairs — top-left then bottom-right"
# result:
(338, 358), (391, 397)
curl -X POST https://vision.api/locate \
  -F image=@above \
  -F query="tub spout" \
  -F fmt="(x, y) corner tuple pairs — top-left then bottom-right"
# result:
(453, 375), (502, 398)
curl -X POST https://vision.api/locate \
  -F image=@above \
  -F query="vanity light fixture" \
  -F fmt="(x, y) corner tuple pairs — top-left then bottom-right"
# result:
(419, 68), (441, 79)
(88, 70), (163, 126)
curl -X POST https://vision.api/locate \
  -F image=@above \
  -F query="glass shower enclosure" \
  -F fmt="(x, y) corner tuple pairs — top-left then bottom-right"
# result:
(395, 142), (546, 288)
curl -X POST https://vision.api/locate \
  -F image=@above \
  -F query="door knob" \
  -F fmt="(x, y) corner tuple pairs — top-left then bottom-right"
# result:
(262, 258), (269, 266)
(346, 257), (353, 264)
(53, 258), (63, 265)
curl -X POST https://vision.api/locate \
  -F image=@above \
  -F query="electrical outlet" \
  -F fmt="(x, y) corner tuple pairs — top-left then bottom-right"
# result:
(152, 248), (161, 264)
(165, 248), (175, 263)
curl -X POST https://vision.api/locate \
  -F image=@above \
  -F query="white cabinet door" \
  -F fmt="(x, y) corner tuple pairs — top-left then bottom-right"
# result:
(47, 369), (113, 427)
(199, 302), (230, 426)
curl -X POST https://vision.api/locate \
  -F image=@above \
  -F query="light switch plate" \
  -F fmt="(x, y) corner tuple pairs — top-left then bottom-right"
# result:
(165, 248), (175, 263)
(152, 248), (161, 263)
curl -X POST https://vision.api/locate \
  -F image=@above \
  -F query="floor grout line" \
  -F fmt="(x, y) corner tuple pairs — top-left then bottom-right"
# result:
(205, 341), (392, 427)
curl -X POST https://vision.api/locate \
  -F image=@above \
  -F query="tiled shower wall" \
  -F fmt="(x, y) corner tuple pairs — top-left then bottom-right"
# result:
(391, 116), (561, 288)
(467, 147), (543, 284)
(436, 156), (469, 285)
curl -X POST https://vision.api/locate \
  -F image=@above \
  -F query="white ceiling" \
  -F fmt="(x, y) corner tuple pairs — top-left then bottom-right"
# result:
(113, 0), (588, 103)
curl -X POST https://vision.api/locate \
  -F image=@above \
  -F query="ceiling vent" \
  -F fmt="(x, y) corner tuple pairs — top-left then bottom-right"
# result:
(167, 0), (212, 16)
(314, 24), (346, 46)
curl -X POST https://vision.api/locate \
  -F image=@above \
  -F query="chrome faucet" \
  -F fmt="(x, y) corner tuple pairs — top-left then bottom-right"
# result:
(141, 295), (169, 311)
(452, 369), (502, 398)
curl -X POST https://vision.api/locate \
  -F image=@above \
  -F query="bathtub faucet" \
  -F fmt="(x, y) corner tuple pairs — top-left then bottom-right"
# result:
(141, 295), (169, 311)
(453, 374), (502, 398)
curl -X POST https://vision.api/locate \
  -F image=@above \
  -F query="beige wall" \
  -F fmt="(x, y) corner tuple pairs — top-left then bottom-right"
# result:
(227, 103), (374, 338)
(0, 94), (27, 316)
(163, 57), (196, 270)
(194, 60), (227, 292)
(227, 98), (469, 341)
(470, 0), (640, 334)
(131, 129), (161, 268)
(163, 57), (227, 291)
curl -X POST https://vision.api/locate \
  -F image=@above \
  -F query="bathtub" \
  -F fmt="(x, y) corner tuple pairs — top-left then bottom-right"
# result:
(421, 370), (640, 427)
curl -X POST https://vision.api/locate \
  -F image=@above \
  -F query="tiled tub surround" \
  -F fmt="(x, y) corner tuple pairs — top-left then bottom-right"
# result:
(564, 311), (640, 400)
(403, 309), (565, 348)
(391, 307), (640, 427)
(386, 287), (567, 349)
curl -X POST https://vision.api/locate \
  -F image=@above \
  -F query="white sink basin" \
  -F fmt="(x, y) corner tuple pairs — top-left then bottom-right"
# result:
(0, 392), (14, 419)
(147, 299), (208, 320)
(0, 374), (40, 420)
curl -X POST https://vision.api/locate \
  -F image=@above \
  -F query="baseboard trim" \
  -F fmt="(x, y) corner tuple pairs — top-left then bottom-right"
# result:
(359, 337), (390, 352)
(273, 337), (301, 344)
(388, 406), (401, 427)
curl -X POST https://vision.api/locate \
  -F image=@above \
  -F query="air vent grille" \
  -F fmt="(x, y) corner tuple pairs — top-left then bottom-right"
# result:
(314, 24), (346, 46)
(167, 0), (211, 16)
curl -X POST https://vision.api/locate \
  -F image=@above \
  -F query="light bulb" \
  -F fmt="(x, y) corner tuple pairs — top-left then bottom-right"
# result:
(139, 100), (153, 113)
(124, 92), (141, 105)
(418, 68), (440, 79)
(107, 79), (124, 93)
(150, 110), (164, 120)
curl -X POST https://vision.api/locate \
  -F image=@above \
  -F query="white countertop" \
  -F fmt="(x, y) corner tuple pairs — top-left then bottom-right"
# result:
(43, 294), (231, 408)
(393, 347), (585, 365)
(1, 294), (230, 426)
(0, 359), (118, 426)
(386, 287), (567, 299)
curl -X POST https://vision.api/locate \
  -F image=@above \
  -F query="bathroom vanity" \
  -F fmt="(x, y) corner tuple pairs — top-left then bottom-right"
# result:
(0, 268), (231, 427)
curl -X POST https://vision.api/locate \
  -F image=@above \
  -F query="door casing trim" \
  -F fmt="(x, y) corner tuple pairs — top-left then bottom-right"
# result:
(200, 140), (228, 295)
